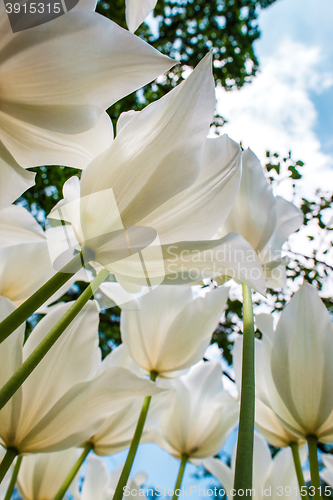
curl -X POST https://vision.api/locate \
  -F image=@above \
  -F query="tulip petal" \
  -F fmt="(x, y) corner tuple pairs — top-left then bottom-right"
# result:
(109, 233), (266, 295)
(0, 204), (44, 246)
(80, 53), (216, 228)
(0, 12), (173, 111)
(140, 134), (241, 244)
(17, 301), (100, 440)
(18, 367), (163, 452)
(120, 285), (194, 373)
(17, 449), (81, 500)
(81, 455), (109, 500)
(0, 243), (54, 304)
(260, 196), (303, 261)
(0, 146), (35, 208)
(217, 148), (277, 252)
(0, 297), (24, 448)
(0, 110), (113, 169)
(155, 287), (229, 375)
(204, 457), (233, 497)
(126, 0), (157, 32)
(271, 283), (333, 436)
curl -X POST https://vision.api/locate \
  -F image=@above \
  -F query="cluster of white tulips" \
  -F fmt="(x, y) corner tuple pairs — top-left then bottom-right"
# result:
(0, 0), (332, 499)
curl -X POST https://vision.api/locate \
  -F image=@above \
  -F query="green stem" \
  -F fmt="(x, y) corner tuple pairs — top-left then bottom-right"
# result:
(0, 268), (109, 412)
(172, 453), (188, 500)
(0, 448), (18, 485)
(53, 443), (93, 500)
(4, 455), (22, 500)
(113, 371), (158, 500)
(233, 283), (255, 499)
(307, 435), (322, 500)
(290, 442), (309, 500)
(0, 252), (83, 344)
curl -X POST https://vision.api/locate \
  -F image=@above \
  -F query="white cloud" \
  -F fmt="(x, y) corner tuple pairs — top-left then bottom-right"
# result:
(216, 38), (333, 196)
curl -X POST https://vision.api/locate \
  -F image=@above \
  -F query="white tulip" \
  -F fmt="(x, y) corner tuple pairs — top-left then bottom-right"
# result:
(17, 448), (81, 500)
(148, 361), (239, 459)
(233, 333), (304, 448)
(0, 2), (174, 208)
(101, 283), (230, 377)
(70, 454), (147, 500)
(0, 204), (90, 306)
(204, 433), (301, 499)
(253, 283), (333, 444)
(49, 55), (266, 295)
(0, 297), (162, 454)
(216, 149), (303, 287)
(320, 454), (333, 490)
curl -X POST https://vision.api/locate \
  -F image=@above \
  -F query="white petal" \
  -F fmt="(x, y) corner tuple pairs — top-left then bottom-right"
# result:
(120, 285), (194, 373)
(140, 134), (241, 244)
(81, 455), (109, 500)
(17, 367), (163, 452)
(0, 204), (44, 246)
(252, 433), (272, 492)
(0, 143), (35, 209)
(17, 448), (82, 500)
(126, 0), (157, 32)
(17, 301), (100, 441)
(80, 53), (216, 228)
(0, 243), (54, 305)
(203, 457), (233, 497)
(271, 282), (333, 436)
(321, 455), (333, 488)
(217, 148), (277, 252)
(154, 286), (230, 375)
(0, 110), (113, 169)
(260, 196), (303, 262)
(0, 297), (24, 448)
(109, 233), (266, 295)
(0, 12), (174, 111)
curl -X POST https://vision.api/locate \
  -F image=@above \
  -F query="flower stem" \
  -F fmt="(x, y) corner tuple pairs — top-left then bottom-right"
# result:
(4, 455), (22, 500)
(0, 252), (84, 344)
(290, 441), (309, 500)
(233, 283), (255, 499)
(172, 453), (188, 500)
(113, 370), (158, 500)
(307, 435), (323, 500)
(0, 268), (109, 412)
(0, 448), (18, 485)
(53, 443), (93, 500)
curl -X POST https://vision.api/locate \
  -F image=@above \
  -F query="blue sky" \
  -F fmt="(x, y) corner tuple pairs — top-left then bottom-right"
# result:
(217, 0), (333, 196)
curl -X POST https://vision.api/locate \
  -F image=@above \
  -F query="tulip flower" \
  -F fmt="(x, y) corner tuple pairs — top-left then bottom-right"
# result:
(126, 0), (157, 33)
(101, 283), (230, 378)
(216, 148), (303, 287)
(252, 283), (333, 444)
(70, 454), (147, 500)
(250, 283), (333, 499)
(49, 54), (266, 295)
(204, 433), (301, 500)
(0, 297), (162, 461)
(0, 1), (174, 208)
(0, 204), (83, 305)
(17, 448), (81, 500)
(87, 398), (157, 456)
(232, 333), (305, 449)
(320, 454), (333, 491)
(148, 361), (239, 460)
